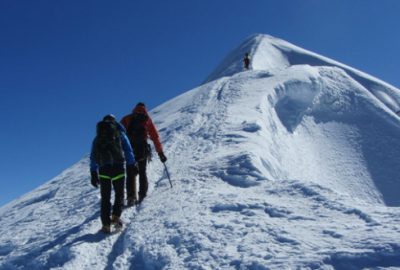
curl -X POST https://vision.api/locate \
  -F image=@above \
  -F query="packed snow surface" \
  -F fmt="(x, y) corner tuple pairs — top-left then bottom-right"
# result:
(1, 34), (400, 269)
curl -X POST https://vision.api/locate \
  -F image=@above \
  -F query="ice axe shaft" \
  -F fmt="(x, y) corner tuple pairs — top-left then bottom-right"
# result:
(163, 163), (173, 188)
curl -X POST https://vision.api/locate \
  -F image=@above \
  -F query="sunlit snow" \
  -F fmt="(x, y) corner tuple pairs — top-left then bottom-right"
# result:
(1, 34), (400, 269)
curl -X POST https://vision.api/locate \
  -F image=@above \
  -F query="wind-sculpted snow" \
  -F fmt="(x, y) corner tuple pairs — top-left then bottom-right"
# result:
(268, 65), (400, 206)
(324, 244), (400, 270)
(208, 34), (400, 116)
(1, 34), (400, 269)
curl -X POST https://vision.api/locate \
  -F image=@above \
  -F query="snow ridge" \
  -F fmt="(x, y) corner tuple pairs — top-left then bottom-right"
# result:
(1, 34), (400, 269)
(207, 34), (400, 116)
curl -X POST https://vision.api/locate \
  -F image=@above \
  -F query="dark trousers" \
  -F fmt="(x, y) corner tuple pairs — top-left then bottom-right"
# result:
(126, 173), (136, 200)
(137, 159), (148, 201)
(129, 140), (150, 202)
(126, 160), (148, 202)
(99, 165), (125, 226)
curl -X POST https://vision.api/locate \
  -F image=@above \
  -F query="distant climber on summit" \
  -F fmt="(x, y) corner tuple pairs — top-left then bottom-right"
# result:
(243, 52), (251, 70)
(121, 102), (167, 205)
(90, 115), (136, 233)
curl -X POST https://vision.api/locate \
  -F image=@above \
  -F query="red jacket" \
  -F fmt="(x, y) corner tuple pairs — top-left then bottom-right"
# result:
(120, 104), (163, 154)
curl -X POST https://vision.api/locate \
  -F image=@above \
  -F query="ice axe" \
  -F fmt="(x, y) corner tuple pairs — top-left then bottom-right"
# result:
(163, 163), (173, 188)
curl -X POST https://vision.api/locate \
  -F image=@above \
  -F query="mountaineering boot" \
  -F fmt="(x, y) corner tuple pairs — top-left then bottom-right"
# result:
(127, 196), (137, 207)
(111, 214), (123, 229)
(137, 195), (144, 205)
(101, 225), (111, 234)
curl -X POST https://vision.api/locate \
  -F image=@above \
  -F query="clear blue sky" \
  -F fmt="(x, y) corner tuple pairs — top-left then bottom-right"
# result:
(1, 0), (400, 206)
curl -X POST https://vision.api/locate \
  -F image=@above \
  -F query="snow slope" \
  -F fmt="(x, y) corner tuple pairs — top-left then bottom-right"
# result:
(1, 34), (400, 269)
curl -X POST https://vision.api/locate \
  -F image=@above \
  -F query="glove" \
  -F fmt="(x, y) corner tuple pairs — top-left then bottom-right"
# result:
(158, 152), (167, 163)
(90, 171), (99, 188)
(127, 163), (138, 180)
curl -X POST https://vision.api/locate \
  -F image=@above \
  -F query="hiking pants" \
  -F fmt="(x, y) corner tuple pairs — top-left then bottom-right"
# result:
(126, 172), (137, 201)
(137, 159), (148, 201)
(99, 164), (125, 226)
(130, 140), (150, 202)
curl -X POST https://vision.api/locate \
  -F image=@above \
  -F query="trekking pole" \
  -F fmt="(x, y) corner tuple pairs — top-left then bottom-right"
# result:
(163, 163), (173, 188)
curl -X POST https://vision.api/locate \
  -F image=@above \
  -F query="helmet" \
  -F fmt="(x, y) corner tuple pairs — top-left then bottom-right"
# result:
(132, 102), (147, 114)
(103, 114), (116, 122)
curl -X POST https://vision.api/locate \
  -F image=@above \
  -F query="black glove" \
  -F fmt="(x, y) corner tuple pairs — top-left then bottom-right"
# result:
(158, 152), (167, 163)
(126, 163), (138, 180)
(90, 171), (99, 188)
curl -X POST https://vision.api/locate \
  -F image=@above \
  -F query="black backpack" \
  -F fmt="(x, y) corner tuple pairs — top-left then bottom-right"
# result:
(93, 121), (125, 167)
(127, 112), (152, 160)
(127, 112), (148, 142)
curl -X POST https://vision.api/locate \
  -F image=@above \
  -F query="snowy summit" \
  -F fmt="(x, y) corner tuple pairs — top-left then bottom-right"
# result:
(1, 34), (400, 269)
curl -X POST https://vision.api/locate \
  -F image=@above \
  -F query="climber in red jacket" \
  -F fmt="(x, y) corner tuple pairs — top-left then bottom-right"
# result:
(120, 102), (167, 205)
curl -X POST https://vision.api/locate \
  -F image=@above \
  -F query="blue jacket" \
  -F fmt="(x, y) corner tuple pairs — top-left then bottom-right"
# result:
(90, 132), (135, 172)
(116, 122), (127, 133)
